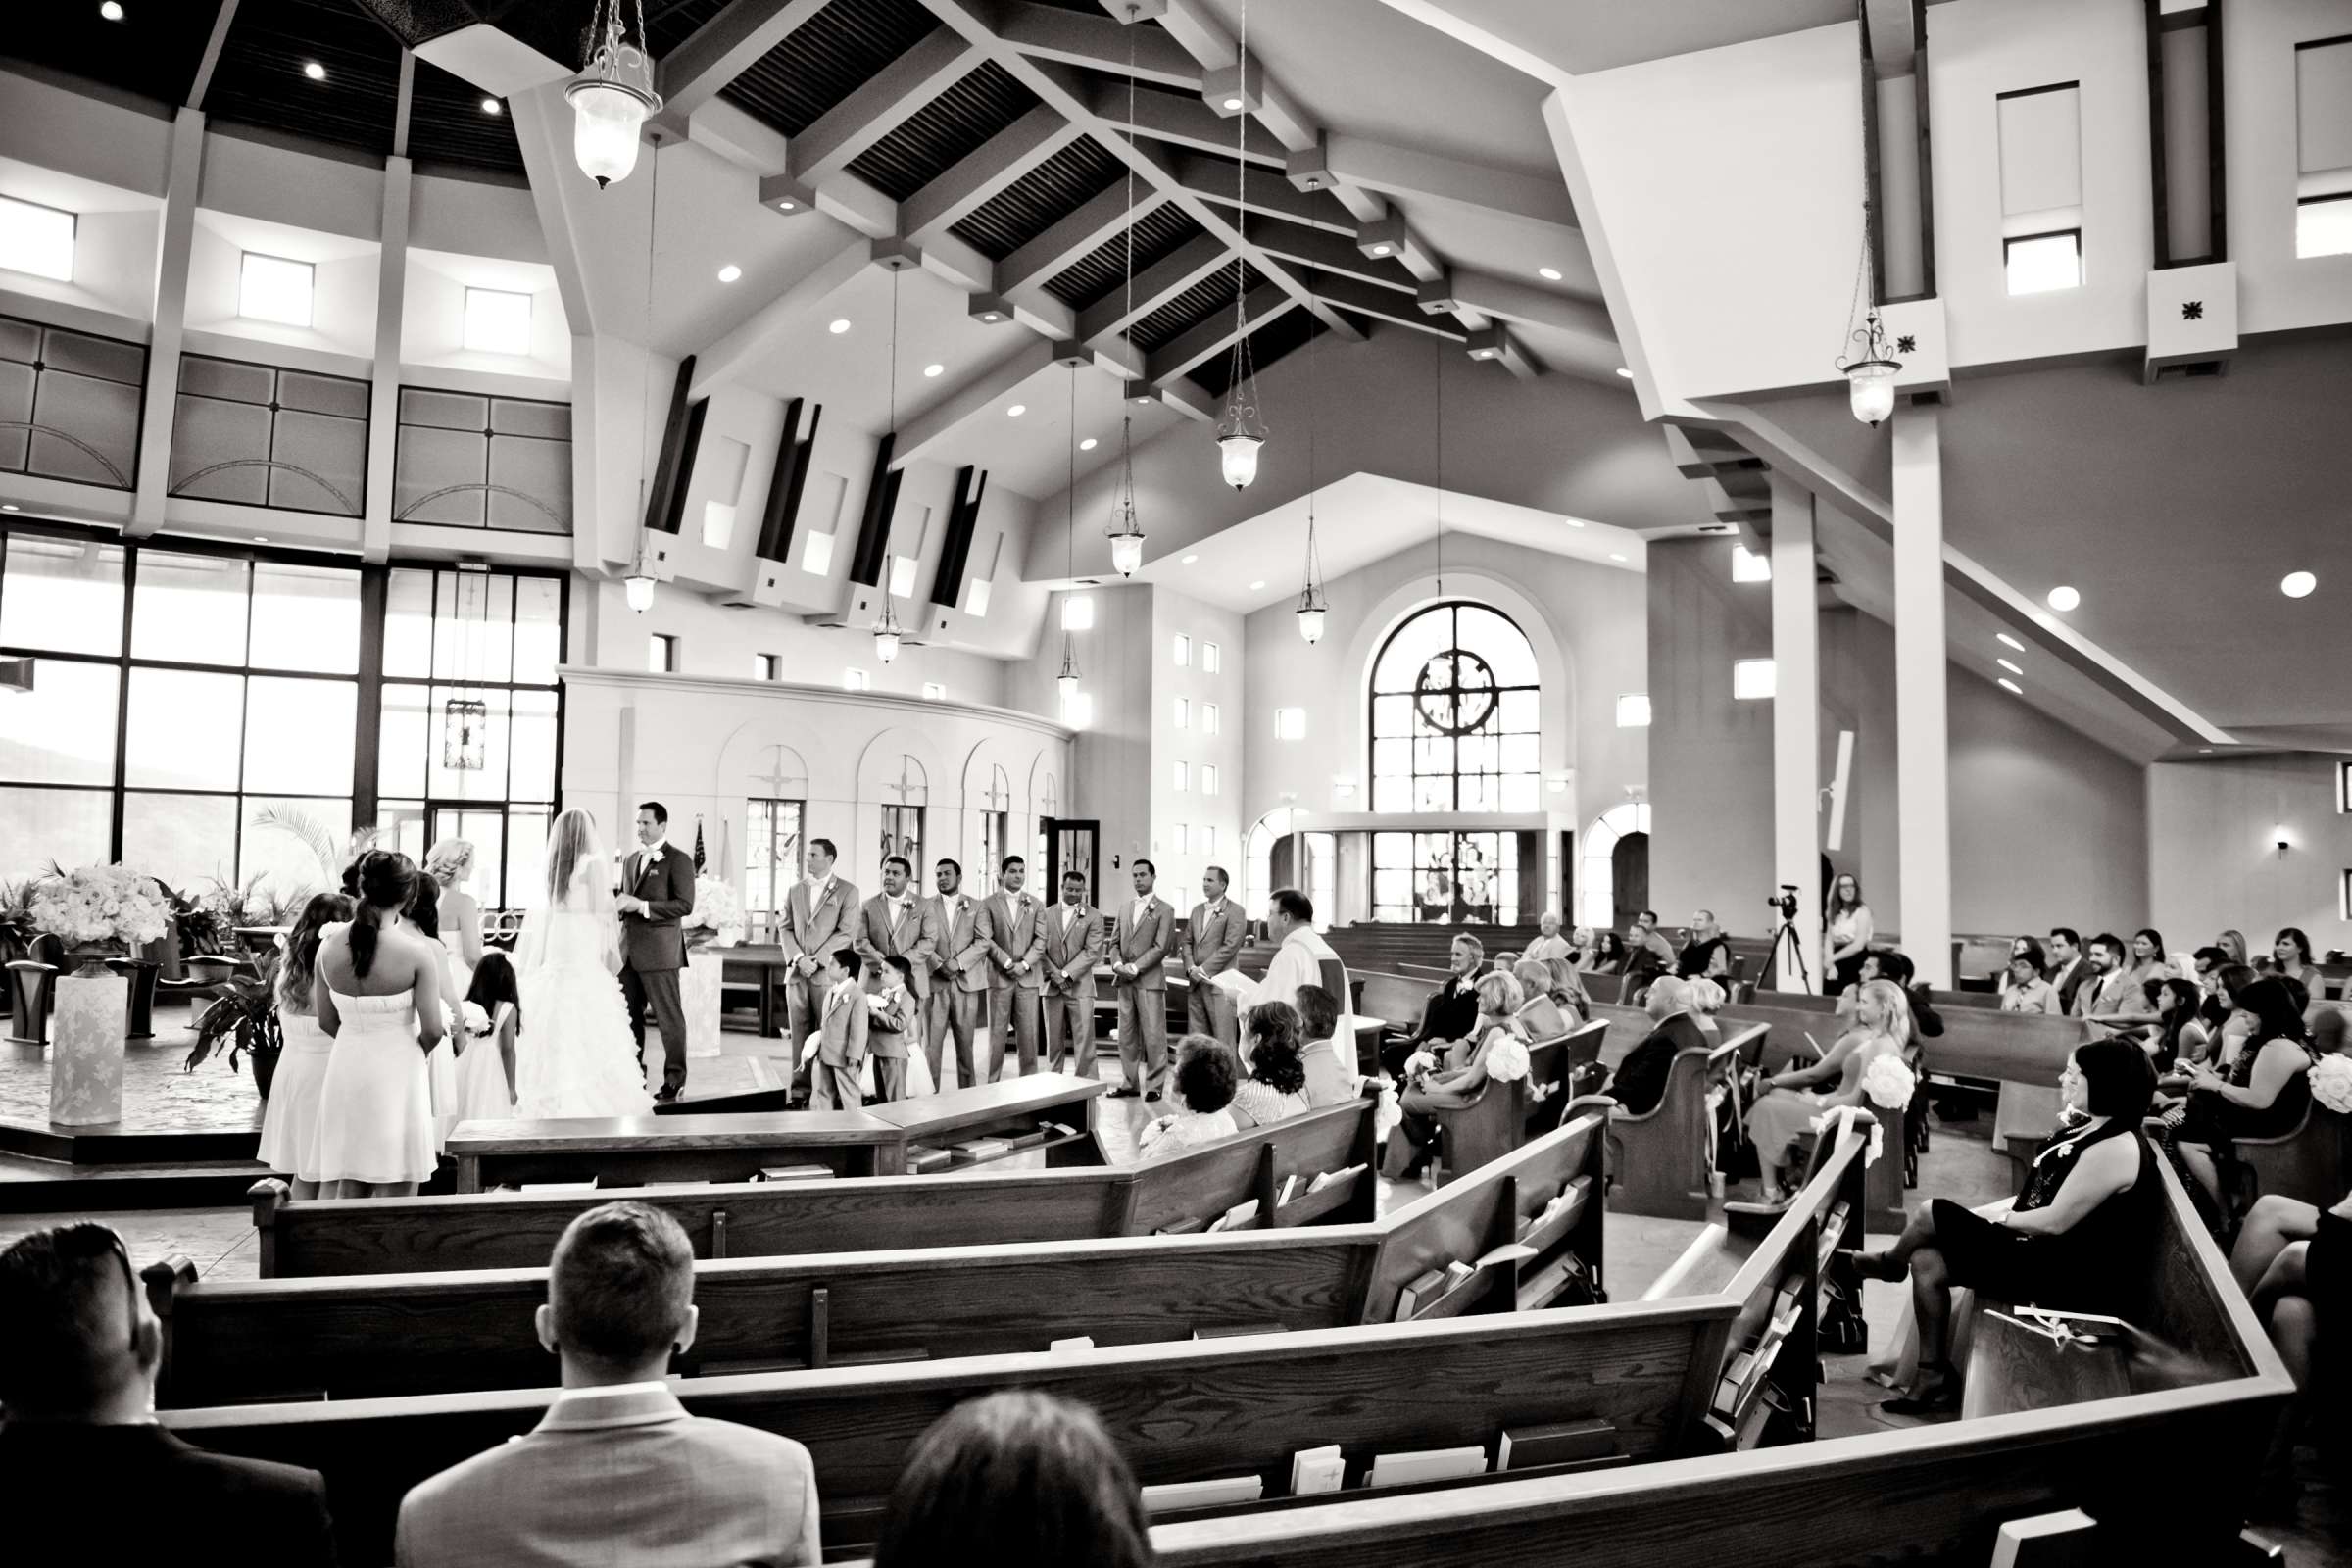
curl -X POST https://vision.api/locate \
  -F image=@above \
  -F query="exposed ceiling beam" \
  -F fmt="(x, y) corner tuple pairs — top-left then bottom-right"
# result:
(901, 105), (1083, 240)
(391, 49), (415, 159)
(186, 0), (242, 110)
(1001, 1), (1204, 89)
(1419, 267), (1615, 349)
(1090, 80), (1286, 167)
(1250, 220), (1417, 292)
(890, 336), (1064, 468)
(910, 1), (1361, 343)
(788, 28), (980, 183)
(1863, 0), (1920, 75)
(1308, 274), (1465, 340)
(1174, 154), (1358, 235)
(1465, 324), (1540, 381)
(1155, 376), (1219, 423)
(1076, 232), (1231, 340)
(655, 0), (831, 128)
(1146, 281), (1296, 383)
(999, 181), (1172, 295)
(1319, 132), (1581, 230)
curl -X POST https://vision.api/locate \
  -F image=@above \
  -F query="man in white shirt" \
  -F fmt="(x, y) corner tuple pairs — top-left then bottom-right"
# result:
(1180, 865), (1249, 1045)
(397, 1203), (819, 1567)
(1523, 910), (1571, 967)
(1248, 888), (1351, 1078)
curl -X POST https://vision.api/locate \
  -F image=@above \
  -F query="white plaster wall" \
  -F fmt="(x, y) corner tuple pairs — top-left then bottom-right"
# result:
(2227, 0), (2352, 335)
(2148, 754), (2352, 957)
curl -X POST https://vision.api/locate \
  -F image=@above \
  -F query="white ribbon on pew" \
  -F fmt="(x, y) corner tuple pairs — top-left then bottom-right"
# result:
(1807, 1102), (1882, 1166)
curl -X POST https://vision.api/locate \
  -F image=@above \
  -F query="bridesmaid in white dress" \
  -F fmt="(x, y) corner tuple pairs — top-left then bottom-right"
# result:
(425, 838), (484, 995)
(512, 809), (655, 1120)
(453, 949), (522, 1120)
(306, 851), (448, 1199)
(406, 875), (465, 1147)
(255, 890), (353, 1199)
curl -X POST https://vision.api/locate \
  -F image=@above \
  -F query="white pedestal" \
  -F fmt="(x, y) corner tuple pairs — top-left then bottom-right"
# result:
(682, 951), (724, 1058)
(51, 964), (127, 1126)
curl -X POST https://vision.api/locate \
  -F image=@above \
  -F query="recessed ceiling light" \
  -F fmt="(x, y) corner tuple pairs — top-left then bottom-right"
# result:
(923, 363), (944, 377)
(1006, 404), (1025, 416)
(715, 264), (741, 283)
(1250, 580), (1265, 590)
(1223, 96), (1244, 110)
(1996, 658), (2022, 674)
(828, 318), (851, 334)
(481, 97), (502, 115)
(1565, 518), (1585, 528)
(1996, 632), (2024, 650)
(303, 61), (325, 80)
(1079, 437), (1098, 451)
(1181, 553), (1199, 564)
(1368, 243), (1393, 257)
(777, 199), (798, 210)
(2199, 747), (2214, 754)
(1614, 367), (1632, 378)
(1997, 677), (2023, 694)
(2281, 570), (2317, 598)
(100, 1), (124, 19)
(1, 504), (19, 512)
(2046, 585), (2080, 612)
(1539, 266), (1562, 281)
(251, 534), (270, 544)
(1609, 552), (1628, 563)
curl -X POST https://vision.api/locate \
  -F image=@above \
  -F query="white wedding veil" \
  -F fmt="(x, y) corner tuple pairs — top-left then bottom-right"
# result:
(514, 807), (616, 971)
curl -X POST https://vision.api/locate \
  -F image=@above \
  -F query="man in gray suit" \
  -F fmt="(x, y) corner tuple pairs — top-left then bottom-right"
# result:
(782, 838), (858, 1077)
(1108, 858), (1176, 1101)
(852, 855), (938, 1017)
(396, 1202), (820, 1567)
(1180, 864), (1248, 1045)
(1041, 869), (1101, 1078)
(618, 802), (697, 1102)
(976, 855), (1047, 1080)
(925, 858), (989, 1091)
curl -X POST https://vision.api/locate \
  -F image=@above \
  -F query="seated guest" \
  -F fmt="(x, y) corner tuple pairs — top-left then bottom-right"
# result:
(1624, 910), (1678, 989)
(2167, 977), (2317, 1224)
(2231, 1187), (2351, 1514)
(1676, 909), (1731, 979)
(1994, 936), (2044, 996)
(1382, 933), (1484, 1080)
(1999, 951), (2060, 1014)
(397, 1201), (820, 1566)
(1850, 1040), (2161, 1414)
(2204, 963), (2261, 1064)
(1511, 958), (1570, 1040)
(1566, 924), (1599, 969)
(0, 1224), (337, 1564)
(2078, 932), (2159, 1025)
(2217, 929), (2252, 968)
(2272, 927), (2319, 992)
(1231, 1003), (1312, 1129)
(2189, 945), (2232, 1029)
(1291, 984), (1358, 1107)
(1587, 930), (1630, 974)
(2045, 927), (2092, 1014)
(1746, 979), (1911, 1202)
(1603, 975), (1707, 1120)
(1544, 957), (1593, 1022)
(1387, 970), (1530, 1179)
(1139, 1037), (1240, 1160)
(1685, 976), (1729, 1035)
(874, 1391), (1152, 1568)
(1845, 949), (1943, 1046)
(2144, 977), (2209, 1071)
(1524, 910), (1572, 967)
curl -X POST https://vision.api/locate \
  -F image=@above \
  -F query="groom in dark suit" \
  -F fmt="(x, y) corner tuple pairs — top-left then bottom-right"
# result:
(617, 801), (696, 1102)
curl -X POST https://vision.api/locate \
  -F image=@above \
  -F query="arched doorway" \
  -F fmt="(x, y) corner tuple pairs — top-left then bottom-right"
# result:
(1577, 802), (1650, 932)
(1610, 830), (1649, 933)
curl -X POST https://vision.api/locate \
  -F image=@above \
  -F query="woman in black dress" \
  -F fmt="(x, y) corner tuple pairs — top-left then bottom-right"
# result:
(2230, 1185), (2352, 1512)
(2167, 977), (2316, 1227)
(1848, 1038), (2162, 1413)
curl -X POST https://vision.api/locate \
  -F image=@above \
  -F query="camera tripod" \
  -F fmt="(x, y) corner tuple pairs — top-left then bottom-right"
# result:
(1762, 914), (1813, 994)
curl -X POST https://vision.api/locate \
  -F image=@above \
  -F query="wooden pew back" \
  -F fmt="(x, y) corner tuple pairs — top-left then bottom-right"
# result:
(1428, 1018), (1607, 1179)
(1587, 1007), (1767, 1222)
(1722, 996), (2090, 1088)
(1122, 1097), (1378, 1235)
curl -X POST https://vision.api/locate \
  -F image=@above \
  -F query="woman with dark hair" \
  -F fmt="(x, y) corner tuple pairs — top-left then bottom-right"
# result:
(2272, 928), (2317, 989)
(2203, 962), (2261, 1058)
(2144, 977), (2209, 1072)
(1231, 1002), (1311, 1128)
(2169, 977), (2317, 1224)
(256, 891), (353, 1198)
(454, 950), (524, 1116)
(1589, 930), (1629, 975)
(306, 851), (447, 1199)
(1851, 1038), (2161, 1413)
(1824, 873), (1874, 996)
(874, 1390), (1154, 1568)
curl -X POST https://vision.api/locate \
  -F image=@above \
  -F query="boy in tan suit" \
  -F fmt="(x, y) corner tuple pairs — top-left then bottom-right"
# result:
(863, 955), (917, 1102)
(804, 947), (868, 1110)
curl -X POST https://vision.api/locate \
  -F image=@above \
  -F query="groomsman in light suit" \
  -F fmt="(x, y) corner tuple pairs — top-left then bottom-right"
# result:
(1180, 864), (1248, 1046)
(925, 858), (989, 1090)
(1108, 858), (1176, 1101)
(1041, 869), (1102, 1078)
(853, 855), (939, 1017)
(781, 839), (857, 1086)
(976, 855), (1047, 1079)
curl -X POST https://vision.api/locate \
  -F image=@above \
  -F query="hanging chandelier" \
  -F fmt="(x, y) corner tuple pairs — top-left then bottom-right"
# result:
(1106, 12), (1148, 574)
(875, 266), (904, 664)
(1833, 193), (1901, 426)
(1058, 367), (1083, 708)
(1055, 637), (1082, 703)
(624, 532), (656, 612)
(1296, 326), (1327, 645)
(1213, 0), (1267, 489)
(567, 0), (662, 189)
(874, 598), (903, 664)
(441, 571), (488, 769)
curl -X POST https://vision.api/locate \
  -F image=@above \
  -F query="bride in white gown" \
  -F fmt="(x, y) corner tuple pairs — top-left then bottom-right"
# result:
(511, 808), (655, 1120)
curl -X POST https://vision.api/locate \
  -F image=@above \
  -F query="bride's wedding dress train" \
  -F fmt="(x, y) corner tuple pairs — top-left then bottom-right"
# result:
(511, 868), (654, 1120)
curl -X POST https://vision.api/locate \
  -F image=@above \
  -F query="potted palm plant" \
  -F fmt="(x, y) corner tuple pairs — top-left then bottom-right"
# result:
(182, 956), (285, 1100)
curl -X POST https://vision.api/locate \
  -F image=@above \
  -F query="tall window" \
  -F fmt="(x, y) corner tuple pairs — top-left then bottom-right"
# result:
(375, 566), (565, 910)
(1369, 601), (1540, 812)
(745, 798), (804, 922)
(974, 763), (1011, 896)
(1373, 830), (1518, 925)
(878, 753), (926, 889)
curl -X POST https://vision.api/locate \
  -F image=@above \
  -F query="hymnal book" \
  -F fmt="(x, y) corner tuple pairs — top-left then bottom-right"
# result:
(1041, 1121), (1078, 1140)
(1049, 1336), (1096, 1352)
(1445, 1259), (1476, 1285)
(1714, 1350), (1758, 1409)
(1989, 1507), (2097, 1568)
(1497, 1418), (1615, 1471)
(1367, 1446), (1488, 1489)
(1140, 1476), (1264, 1514)
(1004, 1127), (1050, 1150)
(757, 1164), (836, 1183)
(1277, 1173), (1299, 1206)
(1206, 1199), (1260, 1232)
(518, 1180), (597, 1192)
(952, 1137), (1013, 1163)
(1306, 1163), (1367, 1193)
(1395, 1267), (1450, 1320)
(1474, 1242), (1538, 1271)
(1193, 1322), (1283, 1340)
(906, 1145), (954, 1173)
(1289, 1445), (1345, 1495)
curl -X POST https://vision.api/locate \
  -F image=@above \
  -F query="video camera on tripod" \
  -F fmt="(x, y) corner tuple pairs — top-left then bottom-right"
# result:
(1767, 884), (1799, 922)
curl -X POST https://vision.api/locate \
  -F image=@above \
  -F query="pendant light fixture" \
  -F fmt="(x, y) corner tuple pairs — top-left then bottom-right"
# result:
(441, 569), (489, 768)
(1212, 0), (1267, 489)
(1295, 319), (1327, 645)
(1832, 182), (1900, 425)
(625, 145), (662, 612)
(1104, 10), (1148, 575)
(624, 533), (656, 612)
(567, 0), (662, 189)
(1056, 367), (1083, 707)
(874, 266), (904, 663)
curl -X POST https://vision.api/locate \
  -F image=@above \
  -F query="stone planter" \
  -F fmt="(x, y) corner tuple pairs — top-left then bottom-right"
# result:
(51, 956), (127, 1126)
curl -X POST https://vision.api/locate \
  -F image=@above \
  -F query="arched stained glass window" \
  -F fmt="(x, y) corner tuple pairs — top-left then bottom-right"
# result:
(1369, 602), (1541, 812)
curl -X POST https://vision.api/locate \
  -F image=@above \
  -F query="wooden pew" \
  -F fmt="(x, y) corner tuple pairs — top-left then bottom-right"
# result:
(2234, 1102), (2352, 1209)
(1427, 1018), (1608, 1183)
(1725, 992), (2089, 1089)
(250, 1098), (1379, 1277)
(151, 1116), (1603, 1412)
(166, 1272), (1737, 1562)
(1589, 1010), (1769, 1222)
(861, 1077), (1110, 1169)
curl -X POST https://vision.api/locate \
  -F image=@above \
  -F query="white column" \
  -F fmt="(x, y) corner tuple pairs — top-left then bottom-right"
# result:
(1891, 404), (1953, 987)
(362, 155), (411, 564)
(127, 107), (206, 537)
(1769, 472), (1821, 992)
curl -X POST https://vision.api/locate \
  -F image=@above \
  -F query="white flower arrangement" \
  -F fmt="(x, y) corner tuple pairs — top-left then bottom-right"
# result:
(1373, 1081), (1403, 1140)
(30, 864), (171, 952)
(682, 873), (745, 947)
(2310, 1053), (2352, 1116)
(1860, 1053), (1918, 1111)
(1485, 1032), (1532, 1084)
(460, 1001), (492, 1038)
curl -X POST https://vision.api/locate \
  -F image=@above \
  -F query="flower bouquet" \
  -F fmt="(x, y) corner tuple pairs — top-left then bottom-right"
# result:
(1860, 1053), (1918, 1111)
(2311, 1052), (2352, 1116)
(32, 864), (172, 964)
(682, 873), (745, 949)
(1484, 1032), (1532, 1084)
